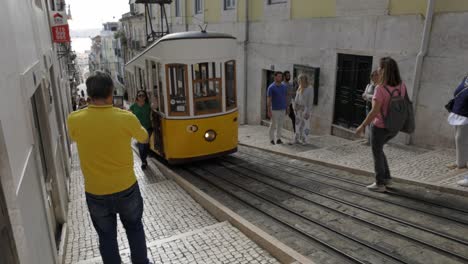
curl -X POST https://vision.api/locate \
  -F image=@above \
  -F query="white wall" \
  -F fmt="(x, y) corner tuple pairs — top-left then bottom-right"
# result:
(245, 14), (423, 135)
(0, 0), (71, 262)
(414, 12), (468, 148)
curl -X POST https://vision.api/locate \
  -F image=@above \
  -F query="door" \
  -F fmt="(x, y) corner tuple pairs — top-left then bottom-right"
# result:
(334, 54), (373, 128)
(0, 182), (19, 264)
(31, 85), (60, 236)
(265, 70), (275, 120)
(152, 111), (164, 157)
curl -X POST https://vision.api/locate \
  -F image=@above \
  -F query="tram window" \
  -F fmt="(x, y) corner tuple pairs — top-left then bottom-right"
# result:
(158, 63), (165, 113)
(225, 60), (237, 110)
(166, 64), (188, 115)
(192, 62), (222, 115)
(151, 62), (159, 111)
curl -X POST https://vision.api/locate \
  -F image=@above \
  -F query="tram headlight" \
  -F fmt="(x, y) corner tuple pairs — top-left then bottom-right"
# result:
(204, 130), (217, 142)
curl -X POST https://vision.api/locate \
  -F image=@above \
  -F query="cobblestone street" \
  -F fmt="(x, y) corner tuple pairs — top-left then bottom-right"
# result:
(63, 146), (280, 264)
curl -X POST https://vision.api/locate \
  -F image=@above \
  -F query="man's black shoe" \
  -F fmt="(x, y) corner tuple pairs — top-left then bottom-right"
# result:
(270, 140), (275, 145)
(141, 161), (148, 170)
(276, 139), (283, 144)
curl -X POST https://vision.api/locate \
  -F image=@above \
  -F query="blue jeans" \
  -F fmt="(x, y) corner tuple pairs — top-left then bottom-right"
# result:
(370, 126), (398, 185)
(86, 183), (149, 264)
(138, 129), (152, 164)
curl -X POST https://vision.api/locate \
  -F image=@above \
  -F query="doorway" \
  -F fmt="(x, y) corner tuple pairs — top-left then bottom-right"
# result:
(0, 183), (19, 264)
(333, 54), (373, 128)
(30, 85), (61, 239)
(264, 70), (275, 120)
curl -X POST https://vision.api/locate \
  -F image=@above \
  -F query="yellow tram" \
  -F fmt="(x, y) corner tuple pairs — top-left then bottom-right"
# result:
(125, 31), (238, 164)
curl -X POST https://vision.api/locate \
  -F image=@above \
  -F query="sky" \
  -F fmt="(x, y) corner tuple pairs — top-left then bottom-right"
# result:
(67, 0), (129, 31)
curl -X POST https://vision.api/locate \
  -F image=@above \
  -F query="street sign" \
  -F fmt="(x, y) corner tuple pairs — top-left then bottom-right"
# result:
(52, 25), (70, 43)
(50, 12), (70, 43)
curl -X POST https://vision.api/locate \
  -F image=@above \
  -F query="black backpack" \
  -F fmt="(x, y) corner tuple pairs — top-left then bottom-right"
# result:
(381, 85), (415, 134)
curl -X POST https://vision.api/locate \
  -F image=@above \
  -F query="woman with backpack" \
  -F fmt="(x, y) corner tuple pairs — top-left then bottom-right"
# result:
(355, 57), (407, 192)
(447, 75), (468, 187)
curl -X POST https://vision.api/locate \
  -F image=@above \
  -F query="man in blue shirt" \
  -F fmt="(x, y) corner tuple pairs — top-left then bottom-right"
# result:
(267, 71), (288, 145)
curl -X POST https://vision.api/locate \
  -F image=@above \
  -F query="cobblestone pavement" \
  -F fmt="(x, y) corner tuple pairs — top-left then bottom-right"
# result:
(239, 125), (468, 194)
(65, 146), (279, 264)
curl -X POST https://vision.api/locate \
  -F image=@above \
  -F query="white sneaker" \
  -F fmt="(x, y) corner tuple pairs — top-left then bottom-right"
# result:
(457, 177), (468, 187)
(367, 183), (386, 192)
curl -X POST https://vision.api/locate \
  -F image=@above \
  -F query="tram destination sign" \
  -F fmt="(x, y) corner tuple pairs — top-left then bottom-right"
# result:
(50, 12), (70, 43)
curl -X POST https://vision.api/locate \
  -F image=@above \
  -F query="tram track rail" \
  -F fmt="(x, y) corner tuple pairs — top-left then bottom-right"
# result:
(237, 148), (468, 217)
(180, 166), (389, 264)
(212, 159), (468, 262)
(224, 153), (468, 247)
(234, 149), (468, 226)
(172, 146), (468, 264)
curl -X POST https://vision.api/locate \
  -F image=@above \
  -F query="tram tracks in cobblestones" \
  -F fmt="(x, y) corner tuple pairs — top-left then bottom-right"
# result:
(237, 148), (468, 217)
(173, 148), (468, 264)
(179, 166), (381, 264)
(232, 151), (468, 236)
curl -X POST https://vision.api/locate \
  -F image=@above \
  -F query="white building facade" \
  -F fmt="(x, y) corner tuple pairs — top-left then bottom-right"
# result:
(0, 0), (73, 263)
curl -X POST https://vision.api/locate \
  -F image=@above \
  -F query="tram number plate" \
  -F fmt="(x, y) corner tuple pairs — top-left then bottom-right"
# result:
(177, 105), (185, 112)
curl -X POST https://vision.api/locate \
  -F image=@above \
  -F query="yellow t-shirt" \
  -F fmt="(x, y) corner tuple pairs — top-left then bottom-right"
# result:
(67, 105), (148, 195)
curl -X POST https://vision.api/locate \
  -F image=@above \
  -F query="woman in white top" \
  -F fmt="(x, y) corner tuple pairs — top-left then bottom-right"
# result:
(293, 74), (314, 145)
(362, 70), (379, 144)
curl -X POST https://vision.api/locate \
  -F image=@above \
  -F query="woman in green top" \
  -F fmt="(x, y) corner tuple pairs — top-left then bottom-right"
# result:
(130, 90), (152, 169)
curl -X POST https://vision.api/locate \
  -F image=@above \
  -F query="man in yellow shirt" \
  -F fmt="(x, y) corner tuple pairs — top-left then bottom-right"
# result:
(68, 71), (151, 264)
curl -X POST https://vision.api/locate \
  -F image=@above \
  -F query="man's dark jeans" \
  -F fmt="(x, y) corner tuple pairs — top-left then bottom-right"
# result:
(85, 183), (149, 264)
(370, 125), (398, 185)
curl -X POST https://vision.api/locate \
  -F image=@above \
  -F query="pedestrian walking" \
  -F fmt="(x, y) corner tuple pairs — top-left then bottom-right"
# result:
(355, 57), (408, 192)
(67, 71), (152, 264)
(362, 70), (380, 144)
(77, 97), (88, 110)
(446, 75), (468, 187)
(293, 74), (314, 145)
(267, 71), (288, 145)
(130, 90), (153, 170)
(283, 71), (296, 133)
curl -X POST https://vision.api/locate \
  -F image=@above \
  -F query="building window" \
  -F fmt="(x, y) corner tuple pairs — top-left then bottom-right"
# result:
(175, 0), (181, 17)
(192, 62), (222, 115)
(268, 0), (287, 4)
(49, 0), (55, 11)
(224, 0), (236, 10)
(34, 0), (43, 9)
(195, 0), (203, 14)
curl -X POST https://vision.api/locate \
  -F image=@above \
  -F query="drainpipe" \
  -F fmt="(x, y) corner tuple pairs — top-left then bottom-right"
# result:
(185, 0), (189, 31)
(408, 0), (435, 144)
(243, 0), (249, 124)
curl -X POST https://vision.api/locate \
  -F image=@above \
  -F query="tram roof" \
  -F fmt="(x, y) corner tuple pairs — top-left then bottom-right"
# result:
(126, 31), (236, 67)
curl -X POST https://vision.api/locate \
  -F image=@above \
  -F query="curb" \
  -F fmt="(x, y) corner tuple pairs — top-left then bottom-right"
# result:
(151, 159), (316, 264)
(57, 222), (68, 264)
(239, 142), (468, 198)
